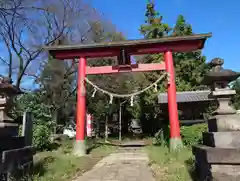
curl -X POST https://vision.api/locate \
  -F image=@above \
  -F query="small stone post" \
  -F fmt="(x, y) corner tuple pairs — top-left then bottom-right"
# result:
(22, 112), (33, 146)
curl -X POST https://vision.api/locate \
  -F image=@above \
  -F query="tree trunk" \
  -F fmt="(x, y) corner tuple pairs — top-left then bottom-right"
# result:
(50, 110), (58, 142)
(119, 103), (122, 141)
(96, 119), (100, 139)
(105, 115), (108, 142)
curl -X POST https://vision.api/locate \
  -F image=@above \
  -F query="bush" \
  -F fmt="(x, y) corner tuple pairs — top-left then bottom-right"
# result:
(18, 120), (52, 151)
(33, 122), (51, 151)
(180, 123), (207, 147)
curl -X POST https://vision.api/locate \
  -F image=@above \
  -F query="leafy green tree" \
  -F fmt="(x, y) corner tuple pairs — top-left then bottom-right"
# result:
(86, 22), (129, 121)
(172, 15), (210, 91)
(38, 54), (76, 134)
(232, 78), (240, 109)
(14, 91), (53, 150)
(14, 91), (53, 122)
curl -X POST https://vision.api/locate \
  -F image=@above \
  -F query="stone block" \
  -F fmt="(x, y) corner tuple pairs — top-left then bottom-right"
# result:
(0, 122), (19, 137)
(203, 131), (240, 148)
(193, 145), (240, 181)
(1, 146), (34, 170)
(193, 145), (240, 164)
(0, 136), (25, 152)
(208, 114), (240, 132)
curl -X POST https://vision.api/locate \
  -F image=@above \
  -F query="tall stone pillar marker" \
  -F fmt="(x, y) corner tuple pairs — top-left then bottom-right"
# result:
(22, 112), (33, 146)
(193, 58), (240, 181)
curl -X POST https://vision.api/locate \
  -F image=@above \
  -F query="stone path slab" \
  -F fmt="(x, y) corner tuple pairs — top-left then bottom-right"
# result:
(73, 147), (155, 181)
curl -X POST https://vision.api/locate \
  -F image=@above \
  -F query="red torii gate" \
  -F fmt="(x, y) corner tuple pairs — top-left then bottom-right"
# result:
(45, 33), (211, 156)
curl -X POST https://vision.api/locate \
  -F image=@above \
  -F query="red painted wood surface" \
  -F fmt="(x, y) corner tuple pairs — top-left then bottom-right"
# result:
(52, 40), (203, 59)
(76, 57), (86, 141)
(86, 63), (166, 75)
(165, 51), (181, 139)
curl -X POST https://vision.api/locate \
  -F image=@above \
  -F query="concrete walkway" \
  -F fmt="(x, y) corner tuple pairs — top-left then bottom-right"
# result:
(73, 146), (155, 181)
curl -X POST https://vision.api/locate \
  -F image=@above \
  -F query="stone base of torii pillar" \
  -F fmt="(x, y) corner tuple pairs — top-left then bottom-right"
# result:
(73, 140), (86, 156)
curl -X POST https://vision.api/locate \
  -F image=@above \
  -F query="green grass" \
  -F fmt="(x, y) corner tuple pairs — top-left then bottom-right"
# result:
(32, 139), (116, 181)
(145, 145), (196, 181)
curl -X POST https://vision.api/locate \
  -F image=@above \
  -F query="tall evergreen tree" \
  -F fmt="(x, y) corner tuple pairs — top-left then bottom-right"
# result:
(172, 15), (210, 91)
(130, 0), (171, 135)
(131, 5), (210, 138)
(38, 54), (76, 134)
(172, 15), (193, 37)
(140, 0), (171, 38)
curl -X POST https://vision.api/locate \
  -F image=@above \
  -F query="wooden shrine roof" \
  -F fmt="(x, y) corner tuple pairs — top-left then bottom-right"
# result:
(158, 90), (213, 104)
(45, 33), (212, 59)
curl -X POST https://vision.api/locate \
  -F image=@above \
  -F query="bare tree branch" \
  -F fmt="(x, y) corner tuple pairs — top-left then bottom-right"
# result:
(0, 0), (69, 88)
(0, 0), (117, 91)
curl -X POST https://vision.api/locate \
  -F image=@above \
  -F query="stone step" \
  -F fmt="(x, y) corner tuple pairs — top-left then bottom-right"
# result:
(193, 145), (240, 181)
(205, 169), (240, 181)
(193, 145), (240, 164)
(203, 131), (240, 148)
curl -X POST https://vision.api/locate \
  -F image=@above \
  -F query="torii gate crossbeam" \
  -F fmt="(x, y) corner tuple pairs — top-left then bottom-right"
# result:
(45, 33), (212, 156)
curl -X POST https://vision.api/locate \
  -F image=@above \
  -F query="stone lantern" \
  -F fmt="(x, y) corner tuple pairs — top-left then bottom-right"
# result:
(0, 76), (35, 179)
(202, 58), (240, 131)
(193, 58), (240, 181)
(0, 76), (22, 136)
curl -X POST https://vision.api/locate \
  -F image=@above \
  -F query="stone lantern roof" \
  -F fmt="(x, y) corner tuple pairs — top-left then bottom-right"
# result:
(202, 58), (240, 85)
(0, 76), (22, 95)
(0, 76), (22, 123)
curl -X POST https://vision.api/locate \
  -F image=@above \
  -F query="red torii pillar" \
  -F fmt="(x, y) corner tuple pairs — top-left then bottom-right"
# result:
(45, 33), (211, 156)
(165, 51), (182, 151)
(74, 57), (86, 155)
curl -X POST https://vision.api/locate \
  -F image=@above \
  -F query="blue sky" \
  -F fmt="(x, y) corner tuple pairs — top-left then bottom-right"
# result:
(89, 0), (240, 71)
